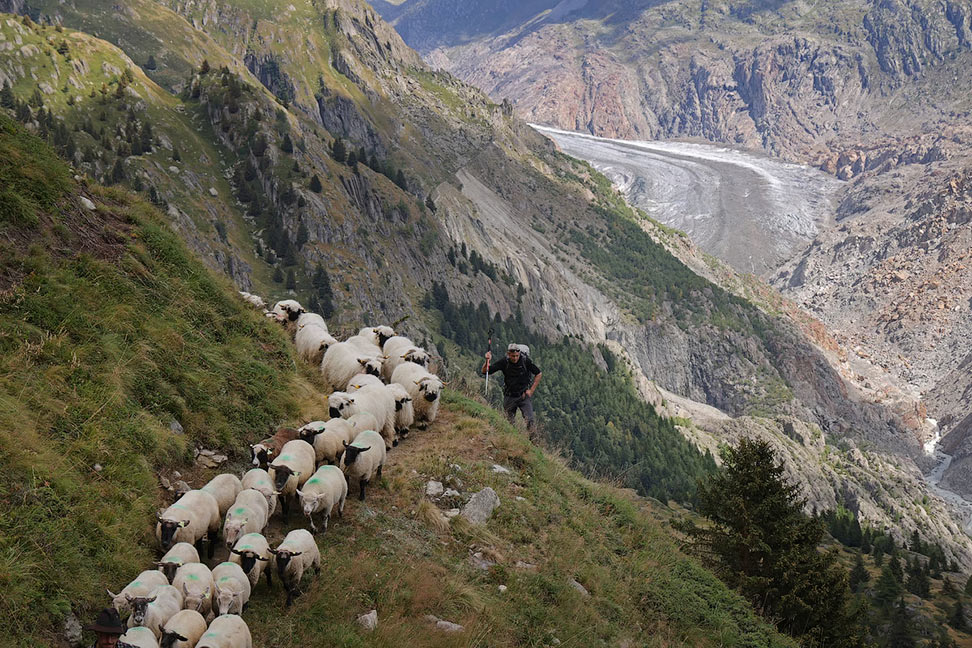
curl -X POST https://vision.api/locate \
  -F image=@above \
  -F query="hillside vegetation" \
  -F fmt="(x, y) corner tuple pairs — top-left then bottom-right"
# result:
(0, 115), (797, 648)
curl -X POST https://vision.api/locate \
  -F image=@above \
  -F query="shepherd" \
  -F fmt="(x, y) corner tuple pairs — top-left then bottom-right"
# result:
(482, 343), (542, 435)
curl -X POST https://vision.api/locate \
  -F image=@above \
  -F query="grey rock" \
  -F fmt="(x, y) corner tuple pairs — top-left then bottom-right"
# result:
(443, 488), (461, 499)
(209, 187), (218, 197)
(569, 579), (590, 596)
(425, 480), (444, 497)
(491, 464), (510, 474)
(169, 420), (184, 435)
(79, 197), (96, 211)
(469, 551), (496, 570)
(498, 584), (508, 593)
(461, 487), (500, 525)
(63, 612), (83, 647)
(356, 609), (378, 632)
(443, 508), (460, 518)
(515, 561), (537, 571)
(93, 464), (102, 472)
(425, 615), (464, 633)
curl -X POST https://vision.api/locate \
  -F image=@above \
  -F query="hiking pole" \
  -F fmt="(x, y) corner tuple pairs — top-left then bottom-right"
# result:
(484, 327), (494, 396)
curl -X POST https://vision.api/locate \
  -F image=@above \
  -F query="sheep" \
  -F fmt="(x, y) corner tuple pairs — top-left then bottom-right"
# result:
(108, 570), (169, 618)
(345, 334), (383, 358)
(211, 562), (252, 616)
(346, 372), (383, 391)
(392, 362), (443, 426)
(171, 480), (192, 502)
(241, 468), (277, 517)
(380, 343), (431, 382)
(297, 418), (356, 465)
(341, 429), (386, 502)
(319, 341), (382, 392)
(249, 426), (299, 471)
(237, 292), (265, 310)
(156, 490), (221, 559)
(268, 439), (315, 521)
(296, 312), (328, 333)
(172, 563), (214, 619)
(270, 529), (321, 607)
(157, 543), (200, 584)
(118, 625), (160, 648)
(348, 411), (379, 434)
(328, 385), (396, 449)
(222, 489), (269, 550)
(387, 382), (415, 437)
(269, 299), (304, 323)
(296, 465), (348, 533)
(229, 533), (273, 590)
(160, 609), (207, 648)
(358, 325), (396, 348)
(196, 614), (252, 648)
(201, 473), (243, 519)
(295, 322), (337, 365)
(127, 585), (184, 638)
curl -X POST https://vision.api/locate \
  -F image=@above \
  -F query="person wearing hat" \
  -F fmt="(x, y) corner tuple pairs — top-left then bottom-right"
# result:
(482, 343), (542, 434)
(85, 607), (124, 648)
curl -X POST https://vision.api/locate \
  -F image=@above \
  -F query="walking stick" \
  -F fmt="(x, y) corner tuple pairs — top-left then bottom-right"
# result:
(484, 327), (493, 396)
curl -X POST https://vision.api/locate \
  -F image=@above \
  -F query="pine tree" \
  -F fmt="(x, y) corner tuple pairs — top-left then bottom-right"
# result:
(949, 597), (967, 630)
(285, 269), (296, 290)
(886, 598), (917, 648)
(849, 552), (869, 593)
(395, 168), (407, 190)
(109, 158), (126, 184)
(309, 174), (322, 193)
(311, 263), (335, 318)
(346, 150), (357, 167)
(910, 529), (922, 553)
(873, 564), (902, 610)
(331, 137), (346, 163)
(199, 59), (210, 74)
(296, 222), (308, 249)
(966, 574), (972, 596)
(890, 554), (904, 583)
(943, 576), (956, 597)
(680, 438), (864, 646)
(0, 80), (14, 109)
(145, 55), (157, 70)
(272, 267), (283, 283)
(905, 556), (930, 598)
(281, 133), (293, 153)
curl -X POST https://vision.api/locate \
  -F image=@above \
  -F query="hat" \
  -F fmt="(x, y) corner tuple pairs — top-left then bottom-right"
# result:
(84, 608), (125, 634)
(507, 344), (520, 352)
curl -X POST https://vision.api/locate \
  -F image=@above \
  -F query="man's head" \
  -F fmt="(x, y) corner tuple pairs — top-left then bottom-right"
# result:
(85, 608), (124, 647)
(506, 343), (521, 361)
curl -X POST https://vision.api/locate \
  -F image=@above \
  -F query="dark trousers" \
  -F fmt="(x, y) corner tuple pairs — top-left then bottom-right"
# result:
(503, 394), (535, 430)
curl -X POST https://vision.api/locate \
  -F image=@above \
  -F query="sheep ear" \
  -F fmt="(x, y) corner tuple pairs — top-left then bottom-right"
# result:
(257, 556), (270, 562)
(182, 583), (189, 596)
(268, 548), (278, 554)
(343, 440), (349, 448)
(348, 397), (355, 404)
(295, 489), (303, 497)
(291, 551), (303, 557)
(179, 519), (190, 527)
(358, 358), (368, 365)
(231, 549), (243, 555)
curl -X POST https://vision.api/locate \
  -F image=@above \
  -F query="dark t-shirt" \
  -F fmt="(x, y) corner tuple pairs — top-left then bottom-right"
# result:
(488, 356), (541, 397)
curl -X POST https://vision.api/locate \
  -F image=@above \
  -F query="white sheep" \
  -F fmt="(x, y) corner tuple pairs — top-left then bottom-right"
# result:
(229, 533), (273, 590)
(201, 473), (243, 519)
(295, 323), (337, 365)
(319, 341), (383, 392)
(211, 562), (252, 616)
(172, 563), (214, 619)
(329, 385), (396, 448)
(387, 382), (415, 436)
(108, 570), (169, 618)
(270, 529), (321, 607)
(222, 489), (270, 550)
(296, 312), (328, 333)
(249, 426), (299, 471)
(160, 609), (207, 648)
(345, 334), (383, 358)
(237, 292), (266, 310)
(127, 585), (184, 638)
(196, 614), (252, 648)
(118, 625), (160, 648)
(346, 372), (383, 391)
(347, 412), (379, 434)
(241, 468), (277, 517)
(357, 325), (396, 348)
(341, 429), (386, 502)
(269, 299), (304, 324)
(296, 465), (348, 533)
(392, 362), (443, 426)
(268, 439), (316, 521)
(298, 418), (356, 465)
(156, 490), (221, 559)
(380, 343), (430, 382)
(156, 543), (200, 584)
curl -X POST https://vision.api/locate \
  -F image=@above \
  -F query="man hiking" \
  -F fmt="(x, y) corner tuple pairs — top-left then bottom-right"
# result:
(482, 343), (542, 434)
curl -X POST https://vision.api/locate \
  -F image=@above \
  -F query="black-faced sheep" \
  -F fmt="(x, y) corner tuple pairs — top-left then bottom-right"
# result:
(341, 429), (386, 501)
(108, 570), (169, 618)
(117, 625), (160, 648)
(160, 609), (207, 648)
(297, 418), (356, 465)
(320, 341), (382, 392)
(269, 300), (304, 324)
(240, 468), (277, 517)
(211, 562), (251, 616)
(196, 614), (252, 648)
(270, 529), (321, 607)
(249, 426), (299, 471)
(172, 563), (214, 619)
(295, 317), (337, 365)
(229, 532), (272, 590)
(296, 465), (348, 533)
(268, 439), (315, 521)
(222, 489), (269, 550)
(237, 292), (266, 310)
(391, 362), (443, 426)
(346, 372), (383, 392)
(328, 386), (396, 449)
(156, 490), (221, 558)
(156, 543), (200, 584)
(387, 382), (415, 437)
(200, 473), (243, 519)
(126, 584), (183, 638)
(357, 325), (396, 348)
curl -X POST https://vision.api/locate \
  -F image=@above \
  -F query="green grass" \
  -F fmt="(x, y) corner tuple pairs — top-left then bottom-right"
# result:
(0, 114), (302, 644)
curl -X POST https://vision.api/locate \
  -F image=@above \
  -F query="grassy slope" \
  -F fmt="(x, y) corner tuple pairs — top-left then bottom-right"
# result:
(0, 114), (792, 647)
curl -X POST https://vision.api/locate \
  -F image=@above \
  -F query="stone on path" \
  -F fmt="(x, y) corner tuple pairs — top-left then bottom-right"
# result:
(461, 487), (500, 525)
(569, 578), (590, 596)
(356, 610), (378, 632)
(425, 480), (444, 497)
(425, 615), (464, 633)
(80, 197), (96, 211)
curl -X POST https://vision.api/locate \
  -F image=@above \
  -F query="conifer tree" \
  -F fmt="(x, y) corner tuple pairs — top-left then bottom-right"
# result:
(285, 269), (296, 290)
(272, 266), (283, 283)
(965, 574), (972, 596)
(296, 222), (308, 249)
(331, 137), (346, 163)
(849, 552), (869, 593)
(949, 597), (967, 630)
(943, 576), (956, 597)
(199, 59), (210, 74)
(910, 529), (922, 553)
(311, 263), (335, 318)
(873, 564), (902, 610)
(281, 133), (293, 153)
(886, 598), (917, 648)
(890, 554), (904, 583)
(146, 55), (157, 70)
(346, 150), (357, 167)
(309, 174), (322, 193)
(0, 80), (14, 109)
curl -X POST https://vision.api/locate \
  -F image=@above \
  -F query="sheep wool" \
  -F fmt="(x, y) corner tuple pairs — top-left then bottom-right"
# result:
(229, 533), (273, 589)
(387, 382), (415, 435)
(271, 529), (321, 607)
(155, 490), (221, 558)
(268, 439), (316, 521)
(118, 625), (160, 648)
(240, 468), (277, 517)
(127, 584), (183, 638)
(341, 429), (386, 501)
(211, 562), (252, 616)
(160, 609), (207, 648)
(391, 362), (443, 425)
(172, 563), (214, 618)
(320, 341), (382, 392)
(196, 614), (252, 648)
(156, 543), (200, 584)
(222, 489), (270, 550)
(107, 569), (169, 618)
(329, 385), (396, 449)
(298, 418), (356, 465)
(200, 473), (243, 518)
(296, 465), (348, 533)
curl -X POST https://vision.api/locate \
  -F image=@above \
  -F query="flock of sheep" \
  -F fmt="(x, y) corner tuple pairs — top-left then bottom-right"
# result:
(105, 295), (444, 648)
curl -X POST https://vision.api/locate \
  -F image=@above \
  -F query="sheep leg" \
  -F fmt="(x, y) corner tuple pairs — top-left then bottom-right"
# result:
(376, 464), (383, 479)
(206, 530), (218, 559)
(265, 568), (273, 590)
(322, 513), (330, 533)
(359, 479), (368, 501)
(280, 497), (289, 522)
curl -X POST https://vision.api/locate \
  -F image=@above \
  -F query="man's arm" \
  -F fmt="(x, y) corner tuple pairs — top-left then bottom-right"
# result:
(482, 354), (505, 375)
(526, 371), (542, 397)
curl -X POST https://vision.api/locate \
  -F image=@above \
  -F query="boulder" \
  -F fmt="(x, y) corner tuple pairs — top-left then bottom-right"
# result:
(461, 487), (500, 525)
(356, 610), (378, 632)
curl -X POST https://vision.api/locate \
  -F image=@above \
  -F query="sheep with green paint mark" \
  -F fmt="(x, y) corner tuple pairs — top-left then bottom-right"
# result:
(211, 562), (251, 616)
(156, 490), (221, 559)
(229, 533), (272, 589)
(240, 468), (277, 516)
(222, 489), (269, 550)
(297, 418), (356, 465)
(107, 569), (169, 618)
(156, 543), (200, 584)
(172, 563), (214, 619)
(117, 625), (160, 648)
(296, 465), (348, 533)
(200, 473), (242, 519)
(268, 439), (315, 522)
(160, 609), (207, 648)
(195, 614), (251, 648)
(340, 429), (386, 501)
